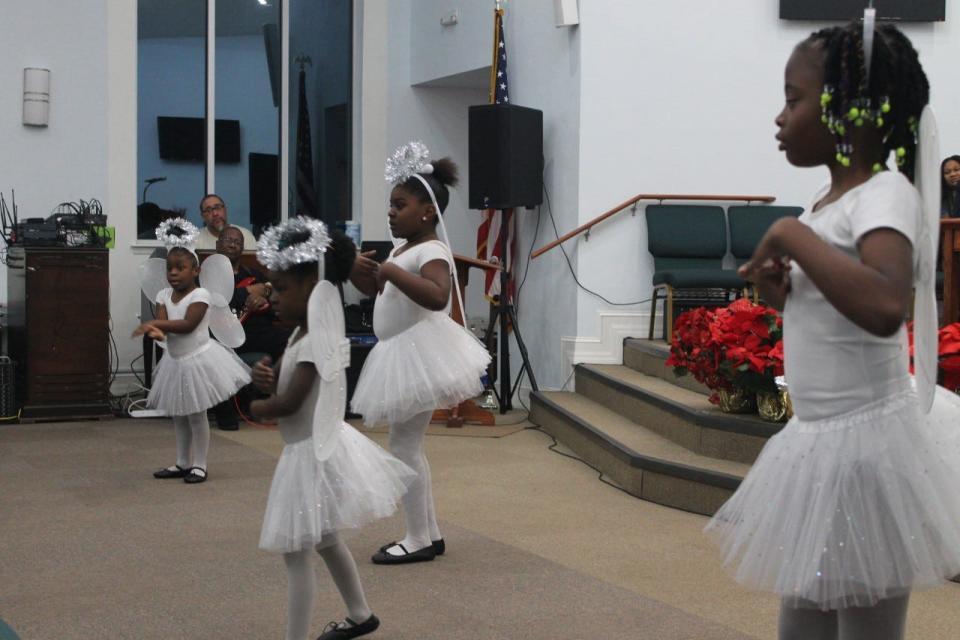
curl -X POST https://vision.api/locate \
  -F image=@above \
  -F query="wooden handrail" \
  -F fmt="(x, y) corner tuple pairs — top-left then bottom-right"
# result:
(531, 193), (777, 259)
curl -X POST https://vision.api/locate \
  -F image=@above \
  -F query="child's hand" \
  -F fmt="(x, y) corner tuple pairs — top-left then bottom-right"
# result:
(252, 356), (276, 393)
(738, 219), (792, 283)
(132, 322), (164, 340)
(751, 257), (792, 301)
(351, 250), (380, 281)
(377, 262), (398, 293)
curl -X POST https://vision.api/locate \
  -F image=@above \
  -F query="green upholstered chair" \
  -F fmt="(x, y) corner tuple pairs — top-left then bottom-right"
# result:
(728, 205), (803, 303)
(728, 205), (804, 266)
(646, 204), (746, 341)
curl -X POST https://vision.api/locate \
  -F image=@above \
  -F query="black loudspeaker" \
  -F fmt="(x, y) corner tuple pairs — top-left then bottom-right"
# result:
(468, 104), (543, 210)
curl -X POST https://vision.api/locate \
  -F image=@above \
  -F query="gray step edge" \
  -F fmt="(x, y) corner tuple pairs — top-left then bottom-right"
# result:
(531, 391), (743, 491)
(576, 364), (784, 440)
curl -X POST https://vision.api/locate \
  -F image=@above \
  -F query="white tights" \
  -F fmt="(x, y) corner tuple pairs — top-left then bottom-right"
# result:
(172, 411), (210, 470)
(282, 533), (371, 640)
(778, 594), (910, 640)
(388, 410), (441, 553)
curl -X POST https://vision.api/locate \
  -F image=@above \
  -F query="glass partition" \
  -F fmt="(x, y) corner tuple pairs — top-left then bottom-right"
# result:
(288, 0), (353, 225)
(137, 0), (207, 239)
(214, 0), (281, 239)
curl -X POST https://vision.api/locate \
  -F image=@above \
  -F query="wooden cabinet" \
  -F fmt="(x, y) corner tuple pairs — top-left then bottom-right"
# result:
(7, 247), (112, 421)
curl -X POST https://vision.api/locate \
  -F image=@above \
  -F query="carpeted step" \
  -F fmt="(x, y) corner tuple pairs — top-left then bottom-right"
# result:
(530, 390), (747, 516)
(623, 337), (710, 395)
(575, 363), (782, 465)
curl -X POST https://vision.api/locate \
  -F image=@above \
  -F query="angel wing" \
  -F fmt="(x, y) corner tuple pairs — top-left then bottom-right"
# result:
(308, 280), (351, 461)
(199, 253), (246, 348)
(138, 258), (168, 304)
(913, 104), (940, 414)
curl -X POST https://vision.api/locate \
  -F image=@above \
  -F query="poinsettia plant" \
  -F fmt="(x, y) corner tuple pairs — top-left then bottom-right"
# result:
(666, 300), (784, 404)
(710, 299), (784, 394)
(665, 307), (731, 404)
(907, 322), (960, 391)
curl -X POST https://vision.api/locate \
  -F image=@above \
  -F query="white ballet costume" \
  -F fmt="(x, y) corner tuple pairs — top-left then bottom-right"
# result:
(706, 172), (960, 611)
(147, 287), (250, 416)
(350, 239), (491, 427)
(259, 329), (414, 554)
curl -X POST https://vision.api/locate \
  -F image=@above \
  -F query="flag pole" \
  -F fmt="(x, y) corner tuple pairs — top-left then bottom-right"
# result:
(488, 5), (502, 104)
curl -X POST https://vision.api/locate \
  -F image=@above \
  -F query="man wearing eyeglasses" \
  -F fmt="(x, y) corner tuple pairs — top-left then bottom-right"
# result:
(195, 193), (257, 251)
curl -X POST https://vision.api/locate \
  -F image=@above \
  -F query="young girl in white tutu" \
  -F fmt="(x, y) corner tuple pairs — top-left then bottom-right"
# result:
(351, 143), (491, 565)
(134, 218), (250, 484)
(706, 21), (960, 640)
(250, 217), (414, 640)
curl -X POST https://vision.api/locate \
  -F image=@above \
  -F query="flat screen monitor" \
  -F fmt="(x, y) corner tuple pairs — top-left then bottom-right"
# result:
(157, 116), (241, 163)
(780, 0), (945, 21)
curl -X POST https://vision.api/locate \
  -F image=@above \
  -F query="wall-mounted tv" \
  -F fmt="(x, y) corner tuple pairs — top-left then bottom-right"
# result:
(780, 0), (945, 22)
(157, 116), (241, 163)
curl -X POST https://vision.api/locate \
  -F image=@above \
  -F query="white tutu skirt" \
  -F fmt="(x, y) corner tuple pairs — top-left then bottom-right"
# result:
(705, 387), (960, 610)
(351, 314), (491, 426)
(259, 424), (415, 553)
(147, 341), (251, 416)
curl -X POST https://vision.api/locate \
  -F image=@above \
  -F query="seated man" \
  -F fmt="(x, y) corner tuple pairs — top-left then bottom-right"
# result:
(211, 225), (291, 429)
(195, 194), (257, 251)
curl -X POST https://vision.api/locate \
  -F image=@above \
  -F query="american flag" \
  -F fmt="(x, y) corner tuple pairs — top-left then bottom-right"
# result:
(476, 6), (515, 301)
(295, 67), (317, 217)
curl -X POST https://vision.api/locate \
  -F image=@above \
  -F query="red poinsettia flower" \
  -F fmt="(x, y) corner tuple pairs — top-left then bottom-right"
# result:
(669, 300), (784, 399)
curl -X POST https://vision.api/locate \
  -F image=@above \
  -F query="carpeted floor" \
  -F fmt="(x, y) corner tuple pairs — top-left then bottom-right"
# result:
(1, 418), (957, 639)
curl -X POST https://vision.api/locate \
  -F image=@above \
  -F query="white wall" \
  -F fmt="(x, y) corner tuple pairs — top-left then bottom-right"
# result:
(409, 0), (491, 86)
(0, 1), (110, 252)
(571, 0), (960, 345)
(499, 2), (582, 391)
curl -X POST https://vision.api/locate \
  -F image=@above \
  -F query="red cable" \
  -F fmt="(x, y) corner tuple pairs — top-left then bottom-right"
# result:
(233, 394), (276, 429)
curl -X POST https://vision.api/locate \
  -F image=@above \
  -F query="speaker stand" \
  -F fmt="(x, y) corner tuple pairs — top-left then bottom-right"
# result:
(484, 211), (538, 412)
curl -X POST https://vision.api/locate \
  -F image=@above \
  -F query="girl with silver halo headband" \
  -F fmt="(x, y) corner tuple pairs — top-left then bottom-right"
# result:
(351, 141), (491, 566)
(250, 215), (414, 640)
(256, 215), (331, 277)
(134, 217), (251, 484)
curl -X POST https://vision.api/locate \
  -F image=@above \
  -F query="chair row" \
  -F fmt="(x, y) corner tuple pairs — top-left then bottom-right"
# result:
(646, 204), (804, 341)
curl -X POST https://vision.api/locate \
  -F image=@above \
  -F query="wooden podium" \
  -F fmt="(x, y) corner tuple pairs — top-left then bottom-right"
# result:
(431, 254), (502, 427)
(942, 219), (960, 325)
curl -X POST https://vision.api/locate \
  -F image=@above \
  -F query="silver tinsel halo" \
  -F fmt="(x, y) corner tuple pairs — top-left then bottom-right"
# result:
(256, 216), (331, 271)
(156, 217), (200, 249)
(385, 140), (434, 184)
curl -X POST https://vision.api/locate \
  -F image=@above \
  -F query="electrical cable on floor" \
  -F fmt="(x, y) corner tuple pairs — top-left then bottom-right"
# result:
(514, 369), (634, 498)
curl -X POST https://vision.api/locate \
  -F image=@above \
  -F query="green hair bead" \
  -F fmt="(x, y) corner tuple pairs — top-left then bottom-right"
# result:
(840, 156), (851, 167)
(820, 92), (832, 106)
(896, 147), (906, 158)
(881, 102), (891, 114)
(836, 152), (844, 163)
(836, 124), (846, 135)
(872, 163), (883, 173)
(855, 118), (864, 127)
(821, 114), (828, 123)
(848, 107), (860, 120)
(876, 116), (884, 128)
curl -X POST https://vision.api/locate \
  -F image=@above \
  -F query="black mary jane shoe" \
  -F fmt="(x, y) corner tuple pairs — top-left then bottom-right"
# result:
(371, 542), (436, 565)
(153, 465), (188, 479)
(316, 614), (380, 640)
(183, 467), (208, 484)
(432, 538), (445, 556)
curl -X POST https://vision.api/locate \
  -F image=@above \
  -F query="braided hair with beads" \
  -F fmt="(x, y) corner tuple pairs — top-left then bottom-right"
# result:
(806, 21), (929, 181)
